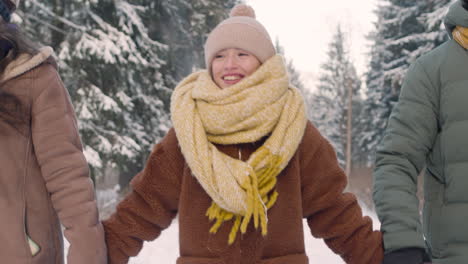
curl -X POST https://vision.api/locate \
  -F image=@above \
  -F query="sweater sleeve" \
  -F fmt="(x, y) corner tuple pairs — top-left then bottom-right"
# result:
(300, 122), (383, 264)
(31, 64), (106, 264)
(102, 128), (184, 264)
(373, 60), (439, 253)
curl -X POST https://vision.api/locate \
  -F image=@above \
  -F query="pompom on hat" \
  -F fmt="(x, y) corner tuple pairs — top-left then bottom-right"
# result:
(204, 4), (276, 69)
(0, 0), (20, 22)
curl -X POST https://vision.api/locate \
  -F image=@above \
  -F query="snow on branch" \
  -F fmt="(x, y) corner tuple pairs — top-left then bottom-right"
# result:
(27, 0), (86, 31)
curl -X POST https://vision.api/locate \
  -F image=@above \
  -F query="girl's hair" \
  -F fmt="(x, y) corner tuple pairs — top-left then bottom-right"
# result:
(0, 20), (38, 130)
(463, 0), (468, 11)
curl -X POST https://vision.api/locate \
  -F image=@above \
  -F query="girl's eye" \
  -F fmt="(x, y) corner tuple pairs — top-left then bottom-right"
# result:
(214, 54), (224, 59)
(239, 53), (248, 56)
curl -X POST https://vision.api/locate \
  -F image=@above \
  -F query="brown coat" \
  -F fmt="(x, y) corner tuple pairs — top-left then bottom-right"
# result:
(0, 49), (106, 263)
(103, 122), (383, 264)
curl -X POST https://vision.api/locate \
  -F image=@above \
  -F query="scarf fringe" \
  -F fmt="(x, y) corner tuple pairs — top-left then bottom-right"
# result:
(206, 147), (281, 244)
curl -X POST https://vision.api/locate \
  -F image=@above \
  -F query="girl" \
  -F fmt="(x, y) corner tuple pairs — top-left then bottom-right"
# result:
(104, 4), (383, 264)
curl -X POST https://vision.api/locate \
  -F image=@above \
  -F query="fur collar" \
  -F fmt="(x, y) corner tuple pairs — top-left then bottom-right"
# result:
(1, 46), (53, 82)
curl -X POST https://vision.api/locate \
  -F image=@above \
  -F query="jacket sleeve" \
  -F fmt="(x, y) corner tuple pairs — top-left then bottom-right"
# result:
(102, 128), (184, 264)
(373, 60), (439, 253)
(301, 122), (383, 264)
(30, 64), (106, 263)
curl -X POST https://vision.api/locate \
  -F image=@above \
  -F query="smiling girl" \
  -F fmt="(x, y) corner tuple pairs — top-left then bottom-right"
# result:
(211, 48), (261, 88)
(103, 4), (383, 264)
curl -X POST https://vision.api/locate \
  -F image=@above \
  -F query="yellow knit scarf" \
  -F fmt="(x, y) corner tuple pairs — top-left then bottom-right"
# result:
(170, 55), (307, 244)
(453, 26), (468, 49)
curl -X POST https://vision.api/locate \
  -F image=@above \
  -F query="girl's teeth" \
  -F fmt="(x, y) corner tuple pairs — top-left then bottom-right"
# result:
(224, 76), (240, 81)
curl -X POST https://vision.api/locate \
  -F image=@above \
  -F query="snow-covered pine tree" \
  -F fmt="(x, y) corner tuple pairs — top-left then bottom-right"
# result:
(309, 25), (362, 169)
(358, 30), (386, 165)
(20, 0), (171, 186)
(274, 39), (320, 129)
(275, 39), (307, 91)
(141, 0), (239, 86)
(17, 0), (72, 47)
(188, 0), (240, 69)
(359, 0), (452, 163)
(18, 0), (243, 187)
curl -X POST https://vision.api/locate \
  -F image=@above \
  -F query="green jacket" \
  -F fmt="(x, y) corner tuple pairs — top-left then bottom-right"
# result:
(373, 1), (468, 263)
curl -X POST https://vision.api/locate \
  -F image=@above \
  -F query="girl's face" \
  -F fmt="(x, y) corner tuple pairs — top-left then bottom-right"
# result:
(211, 48), (261, 89)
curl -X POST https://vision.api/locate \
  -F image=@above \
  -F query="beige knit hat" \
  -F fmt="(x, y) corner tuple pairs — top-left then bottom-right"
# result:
(204, 4), (276, 69)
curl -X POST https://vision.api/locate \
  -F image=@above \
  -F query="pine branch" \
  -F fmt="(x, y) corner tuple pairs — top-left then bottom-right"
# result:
(27, 0), (86, 31)
(19, 12), (68, 35)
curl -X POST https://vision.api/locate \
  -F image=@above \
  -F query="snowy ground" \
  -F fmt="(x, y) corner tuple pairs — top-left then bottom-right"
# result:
(65, 204), (379, 263)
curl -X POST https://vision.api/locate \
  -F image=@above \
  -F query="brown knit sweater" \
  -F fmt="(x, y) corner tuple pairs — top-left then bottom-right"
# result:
(103, 121), (383, 264)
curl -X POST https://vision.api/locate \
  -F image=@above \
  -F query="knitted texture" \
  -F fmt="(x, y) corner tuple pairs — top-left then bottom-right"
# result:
(230, 4), (255, 18)
(204, 4), (275, 69)
(453, 26), (468, 49)
(171, 54), (307, 244)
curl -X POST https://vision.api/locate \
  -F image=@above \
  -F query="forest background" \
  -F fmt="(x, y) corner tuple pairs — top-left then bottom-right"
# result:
(16, 0), (454, 213)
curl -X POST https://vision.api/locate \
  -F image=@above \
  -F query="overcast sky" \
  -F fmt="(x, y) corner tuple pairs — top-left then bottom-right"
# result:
(245, 0), (378, 89)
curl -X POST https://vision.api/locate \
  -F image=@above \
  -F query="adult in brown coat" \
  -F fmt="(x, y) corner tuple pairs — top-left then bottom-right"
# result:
(103, 4), (383, 264)
(0, 0), (106, 263)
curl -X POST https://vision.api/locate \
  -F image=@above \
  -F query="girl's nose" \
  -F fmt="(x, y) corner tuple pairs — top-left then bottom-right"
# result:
(224, 54), (237, 70)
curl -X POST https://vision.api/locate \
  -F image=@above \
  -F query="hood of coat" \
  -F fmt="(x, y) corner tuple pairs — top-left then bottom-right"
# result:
(444, 0), (468, 38)
(0, 46), (53, 82)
